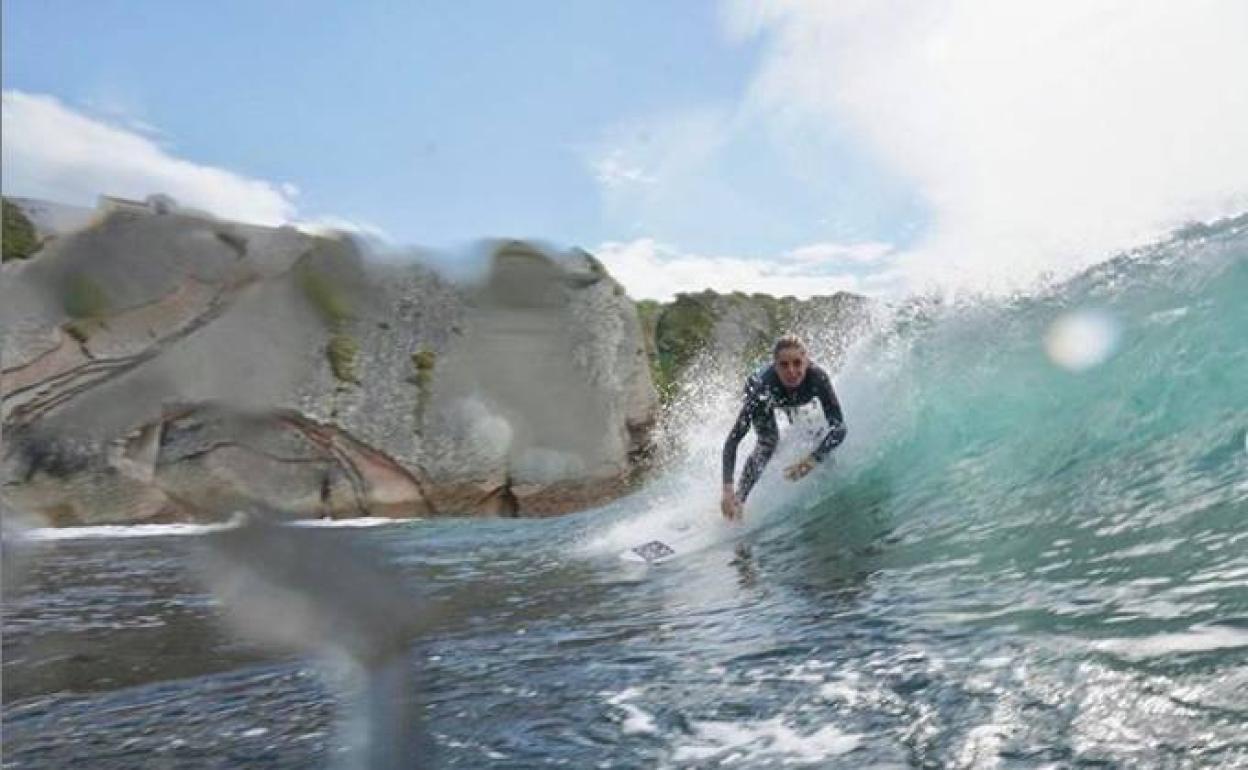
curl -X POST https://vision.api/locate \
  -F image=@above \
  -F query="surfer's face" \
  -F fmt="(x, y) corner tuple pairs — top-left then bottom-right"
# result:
(774, 347), (809, 389)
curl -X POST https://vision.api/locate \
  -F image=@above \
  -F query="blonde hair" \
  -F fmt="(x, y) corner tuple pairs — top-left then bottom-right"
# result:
(772, 333), (806, 357)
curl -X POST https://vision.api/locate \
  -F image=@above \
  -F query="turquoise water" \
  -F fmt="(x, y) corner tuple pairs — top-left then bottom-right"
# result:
(3, 217), (1247, 768)
(824, 215), (1248, 644)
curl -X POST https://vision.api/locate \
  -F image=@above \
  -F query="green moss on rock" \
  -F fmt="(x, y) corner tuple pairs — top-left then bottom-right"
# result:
(297, 261), (352, 330)
(635, 299), (662, 333)
(411, 349), (436, 373)
(634, 299), (663, 388)
(56, 273), (111, 344)
(408, 349), (437, 392)
(3, 198), (40, 262)
(408, 349), (437, 427)
(327, 334), (360, 384)
(652, 292), (717, 396)
(62, 274), (111, 319)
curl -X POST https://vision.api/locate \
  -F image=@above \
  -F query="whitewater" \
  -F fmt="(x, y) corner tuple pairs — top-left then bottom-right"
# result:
(3, 216), (1246, 768)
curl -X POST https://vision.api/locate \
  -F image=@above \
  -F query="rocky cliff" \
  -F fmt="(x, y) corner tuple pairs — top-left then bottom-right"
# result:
(643, 289), (873, 399)
(2, 201), (658, 524)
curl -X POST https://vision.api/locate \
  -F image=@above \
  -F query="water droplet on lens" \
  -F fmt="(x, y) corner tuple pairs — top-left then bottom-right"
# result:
(1043, 309), (1120, 372)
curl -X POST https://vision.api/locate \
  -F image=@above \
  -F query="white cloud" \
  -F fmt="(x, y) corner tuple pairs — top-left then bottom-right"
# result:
(81, 91), (166, 140)
(2, 90), (298, 226)
(591, 149), (657, 189)
(784, 241), (892, 265)
(595, 237), (866, 301)
(727, 0), (1248, 293)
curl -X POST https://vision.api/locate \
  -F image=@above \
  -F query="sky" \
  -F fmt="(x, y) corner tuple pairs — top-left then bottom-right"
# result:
(4, 1), (1247, 300)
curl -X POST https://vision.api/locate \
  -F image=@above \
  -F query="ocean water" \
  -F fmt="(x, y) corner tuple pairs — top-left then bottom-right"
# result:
(3, 218), (1246, 768)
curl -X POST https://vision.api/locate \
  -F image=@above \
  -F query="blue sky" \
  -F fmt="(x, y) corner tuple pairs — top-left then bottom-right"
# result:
(2, 3), (916, 249)
(4, 2), (1245, 299)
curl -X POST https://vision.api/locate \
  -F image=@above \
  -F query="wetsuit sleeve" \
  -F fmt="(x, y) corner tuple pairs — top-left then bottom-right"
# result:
(811, 369), (847, 462)
(722, 379), (762, 484)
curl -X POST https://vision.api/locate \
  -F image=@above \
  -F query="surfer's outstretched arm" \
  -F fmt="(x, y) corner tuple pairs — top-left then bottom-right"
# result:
(810, 368), (847, 462)
(721, 402), (752, 488)
(722, 375), (771, 517)
(721, 398), (753, 519)
(736, 410), (779, 501)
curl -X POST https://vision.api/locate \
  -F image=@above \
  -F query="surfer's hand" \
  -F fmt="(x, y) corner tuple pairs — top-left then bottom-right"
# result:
(784, 456), (816, 481)
(721, 486), (742, 521)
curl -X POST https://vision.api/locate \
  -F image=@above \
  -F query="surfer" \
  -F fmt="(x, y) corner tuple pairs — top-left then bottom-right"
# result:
(721, 334), (846, 520)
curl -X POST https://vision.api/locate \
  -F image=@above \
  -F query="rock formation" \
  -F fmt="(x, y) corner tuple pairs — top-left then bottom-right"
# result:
(2, 200), (658, 524)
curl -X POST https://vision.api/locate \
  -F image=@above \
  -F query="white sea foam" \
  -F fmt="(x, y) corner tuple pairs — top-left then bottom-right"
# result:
(286, 517), (407, 529)
(17, 521), (241, 541)
(1092, 625), (1248, 659)
(582, 486), (726, 560)
(672, 717), (860, 765)
(818, 680), (862, 705)
(15, 515), (408, 541)
(606, 689), (658, 736)
(579, 417), (820, 560)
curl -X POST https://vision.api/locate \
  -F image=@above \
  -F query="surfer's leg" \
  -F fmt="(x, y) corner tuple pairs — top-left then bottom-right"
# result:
(737, 410), (779, 503)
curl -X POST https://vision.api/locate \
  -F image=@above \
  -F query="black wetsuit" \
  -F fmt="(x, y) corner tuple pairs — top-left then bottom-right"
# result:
(722, 362), (847, 502)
